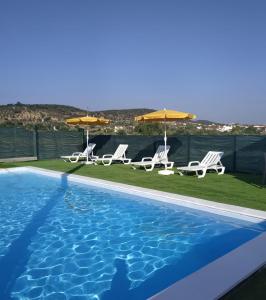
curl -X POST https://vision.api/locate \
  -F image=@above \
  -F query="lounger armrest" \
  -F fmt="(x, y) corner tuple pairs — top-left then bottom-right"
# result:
(188, 161), (200, 167)
(102, 154), (113, 159)
(141, 157), (153, 162)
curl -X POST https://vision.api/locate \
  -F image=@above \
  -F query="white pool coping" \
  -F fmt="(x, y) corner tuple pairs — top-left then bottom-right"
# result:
(1, 166), (266, 299)
(150, 232), (266, 300)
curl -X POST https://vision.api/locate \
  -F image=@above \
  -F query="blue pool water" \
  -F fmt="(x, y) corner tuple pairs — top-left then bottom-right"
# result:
(0, 170), (265, 300)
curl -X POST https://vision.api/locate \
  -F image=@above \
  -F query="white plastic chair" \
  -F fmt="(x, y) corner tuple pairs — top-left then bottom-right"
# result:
(61, 143), (96, 163)
(176, 151), (225, 178)
(95, 144), (131, 166)
(131, 145), (174, 172)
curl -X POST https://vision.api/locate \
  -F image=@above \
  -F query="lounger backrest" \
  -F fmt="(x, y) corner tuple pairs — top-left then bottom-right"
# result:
(113, 144), (128, 159)
(201, 151), (224, 167)
(153, 145), (170, 162)
(83, 143), (96, 155)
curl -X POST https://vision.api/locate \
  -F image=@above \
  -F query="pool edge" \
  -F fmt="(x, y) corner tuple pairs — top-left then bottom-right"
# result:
(149, 232), (266, 300)
(2, 166), (266, 300)
(3, 166), (266, 222)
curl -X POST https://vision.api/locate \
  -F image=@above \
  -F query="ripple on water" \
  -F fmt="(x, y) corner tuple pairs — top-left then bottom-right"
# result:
(0, 173), (259, 300)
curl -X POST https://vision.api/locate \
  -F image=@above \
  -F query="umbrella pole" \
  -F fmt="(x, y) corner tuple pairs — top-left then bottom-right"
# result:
(86, 128), (89, 164)
(164, 120), (167, 170)
(158, 117), (173, 175)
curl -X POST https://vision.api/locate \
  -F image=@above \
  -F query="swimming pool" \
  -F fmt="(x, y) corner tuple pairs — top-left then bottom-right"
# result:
(0, 167), (265, 300)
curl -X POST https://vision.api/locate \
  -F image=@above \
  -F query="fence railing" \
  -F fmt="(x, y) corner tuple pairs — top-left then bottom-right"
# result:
(0, 127), (265, 174)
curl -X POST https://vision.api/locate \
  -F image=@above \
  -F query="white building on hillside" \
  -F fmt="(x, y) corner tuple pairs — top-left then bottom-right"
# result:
(217, 125), (233, 132)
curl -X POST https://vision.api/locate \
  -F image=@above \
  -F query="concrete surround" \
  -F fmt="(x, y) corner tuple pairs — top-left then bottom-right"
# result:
(1, 166), (266, 300)
(0, 156), (37, 163)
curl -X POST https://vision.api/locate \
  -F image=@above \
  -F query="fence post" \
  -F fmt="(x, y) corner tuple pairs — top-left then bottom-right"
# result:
(13, 127), (17, 158)
(187, 135), (191, 164)
(35, 128), (40, 160)
(55, 131), (60, 158)
(233, 135), (237, 172)
(82, 128), (86, 148)
(33, 128), (37, 159)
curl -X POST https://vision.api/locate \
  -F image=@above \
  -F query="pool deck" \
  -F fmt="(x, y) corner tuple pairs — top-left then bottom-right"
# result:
(2, 166), (266, 300)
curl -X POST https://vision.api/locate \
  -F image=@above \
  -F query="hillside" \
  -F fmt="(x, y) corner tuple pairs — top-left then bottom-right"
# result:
(0, 103), (264, 135)
(0, 102), (154, 130)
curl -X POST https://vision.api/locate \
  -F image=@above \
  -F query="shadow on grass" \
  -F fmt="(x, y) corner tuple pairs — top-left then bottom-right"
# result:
(65, 162), (85, 174)
(232, 172), (265, 189)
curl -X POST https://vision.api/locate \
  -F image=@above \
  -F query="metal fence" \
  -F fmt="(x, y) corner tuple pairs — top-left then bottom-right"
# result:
(0, 127), (265, 174)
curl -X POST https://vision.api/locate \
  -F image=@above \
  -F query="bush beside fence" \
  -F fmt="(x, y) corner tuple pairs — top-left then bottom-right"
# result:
(0, 127), (265, 174)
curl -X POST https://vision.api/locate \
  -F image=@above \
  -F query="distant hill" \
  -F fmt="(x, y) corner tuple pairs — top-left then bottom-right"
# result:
(193, 119), (223, 125)
(1, 103), (263, 135)
(0, 102), (154, 130)
(93, 108), (155, 124)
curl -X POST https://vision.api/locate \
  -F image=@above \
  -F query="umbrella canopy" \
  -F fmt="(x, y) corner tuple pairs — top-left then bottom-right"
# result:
(135, 108), (196, 175)
(66, 115), (110, 164)
(135, 109), (196, 122)
(66, 116), (110, 126)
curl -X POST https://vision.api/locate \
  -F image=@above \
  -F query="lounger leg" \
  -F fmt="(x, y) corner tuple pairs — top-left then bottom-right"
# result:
(103, 159), (112, 166)
(69, 156), (79, 163)
(177, 171), (184, 176)
(165, 162), (174, 169)
(122, 159), (131, 165)
(197, 168), (207, 178)
(217, 166), (225, 175)
(144, 164), (154, 172)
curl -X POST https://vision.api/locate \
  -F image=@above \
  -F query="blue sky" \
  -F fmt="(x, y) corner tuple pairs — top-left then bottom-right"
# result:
(0, 0), (266, 123)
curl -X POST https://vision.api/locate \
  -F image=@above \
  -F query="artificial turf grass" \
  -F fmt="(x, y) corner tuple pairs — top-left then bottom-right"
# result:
(1, 159), (265, 211)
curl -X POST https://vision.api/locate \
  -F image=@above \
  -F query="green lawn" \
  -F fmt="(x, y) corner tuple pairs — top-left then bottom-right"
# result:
(1, 159), (265, 211)
(1, 159), (266, 299)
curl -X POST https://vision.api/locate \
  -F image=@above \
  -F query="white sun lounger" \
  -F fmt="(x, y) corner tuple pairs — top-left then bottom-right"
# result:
(176, 151), (225, 178)
(131, 145), (174, 172)
(61, 143), (96, 163)
(94, 144), (131, 166)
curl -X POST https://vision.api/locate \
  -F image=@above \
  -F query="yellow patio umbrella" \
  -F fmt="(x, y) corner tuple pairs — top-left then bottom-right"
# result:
(66, 116), (110, 164)
(135, 108), (196, 174)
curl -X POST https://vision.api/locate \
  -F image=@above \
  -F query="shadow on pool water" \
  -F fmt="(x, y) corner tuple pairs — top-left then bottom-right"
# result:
(101, 221), (266, 300)
(0, 165), (265, 300)
(0, 166), (83, 300)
